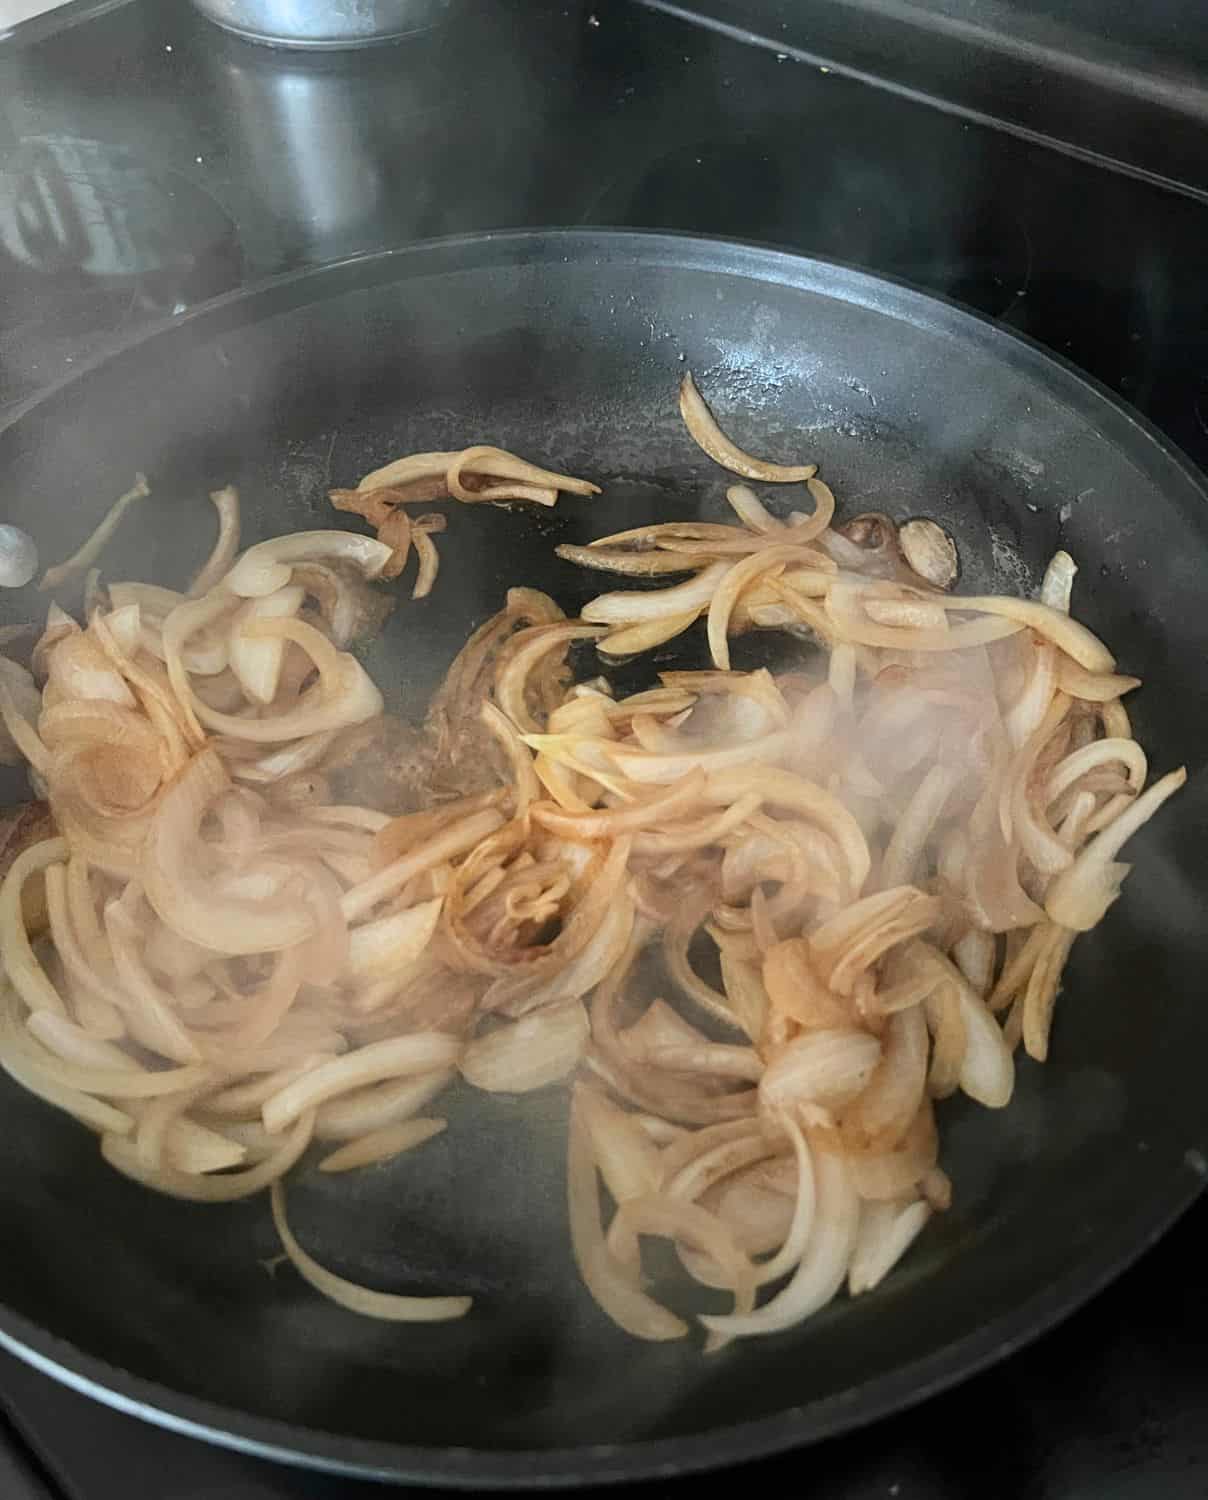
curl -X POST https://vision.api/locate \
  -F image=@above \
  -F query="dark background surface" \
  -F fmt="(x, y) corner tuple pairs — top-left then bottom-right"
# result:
(1, 0), (1206, 1495)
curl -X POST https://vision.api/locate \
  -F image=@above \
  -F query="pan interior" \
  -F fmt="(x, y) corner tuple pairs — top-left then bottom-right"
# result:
(0, 235), (1205, 1467)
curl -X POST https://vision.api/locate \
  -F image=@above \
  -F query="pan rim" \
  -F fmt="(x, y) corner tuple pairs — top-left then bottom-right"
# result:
(1, 226), (1205, 1487)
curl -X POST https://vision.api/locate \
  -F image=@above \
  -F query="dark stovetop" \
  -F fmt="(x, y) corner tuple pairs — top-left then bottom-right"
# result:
(1, 1), (1207, 1495)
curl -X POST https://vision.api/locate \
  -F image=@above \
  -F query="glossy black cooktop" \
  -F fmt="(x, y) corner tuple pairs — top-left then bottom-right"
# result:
(1, 1), (1206, 1494)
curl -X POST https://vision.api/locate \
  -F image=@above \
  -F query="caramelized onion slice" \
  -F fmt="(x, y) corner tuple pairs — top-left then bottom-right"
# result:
(679, 373), (817, 483)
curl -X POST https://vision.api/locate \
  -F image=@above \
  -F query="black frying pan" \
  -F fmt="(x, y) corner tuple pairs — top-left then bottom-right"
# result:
(0, 230), (1206, 1488)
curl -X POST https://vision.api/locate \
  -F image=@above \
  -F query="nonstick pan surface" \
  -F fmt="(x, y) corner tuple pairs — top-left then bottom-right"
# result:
(0, 230), (1205, 1487)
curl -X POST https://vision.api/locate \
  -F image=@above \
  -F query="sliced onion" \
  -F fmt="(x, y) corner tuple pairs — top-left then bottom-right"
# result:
(811, 887), (940, 996)
(269, 1178), (471, 1320)
(26, 1011), (137, 1071)
(556, 543), (713, 577)
(533, 770), (706, 842)
(188, 485), (242, 597)
(314, 1069), (454, 1142)
(224, 531), (392, 599)
(951, 595), (1115, 672)
(1039, 549), (1077, 613)
(847, 1102), (938, 1199)
(740, 1113), (818, 1287)
(103, 892), (203, 1064)
(576, 1086), (663, 1203)
(582, 562), (732, 627)
(345, 807), (505, 922)
(460, 1000), (589, 1093)
(708, 767), (871, 897)
(951, 928), (995, 996)
(863, 597), (949, 632)
(840, 1004), (929, 1154)
(880, 764), (957, 889)
(318, 1117), (446, 1173)
(647, 1041), (763, 1083)
(357, 446), (598, 500)
(0, 660), (47, 770)
(136, 1095), (245, 1173)
(609, 1195), (753, 1309)
(1056, 660), (1140, 702)
(102, 1108), (314, 1200)
(708, 546), (821, 672)
(160, 590), (239, 743)
(702, 1169), (797, 1257)
(193, 620), (384, 744)
(762, 939), (851, 1032)
(599, 608), (707, 659)
(585, 728), (792, 786)
(590, 940), (756, 1127)
(679, 373), (817, 483)
(1021, 923), (1077, 1062)
(761, 1029), (882, 1116)
(411, 529), (440, 598)
(699, 1143), (858, 1338)
(725, 483), (785, 533)
(446, 828), (629, 982)
(662, 902), (747, 1035)
(495, 622), (605, 733)
(227, 585), (305, 705)
(1004, 693), (1074, 876)
(1044, 738), (1147, 807)
(923, 978), (966, 1099)
(46, 631), (135, 708)
(717, 949), (769, 1042)
(566, 1089), (688, 1340)
(262, 1033), (461, 1134)
(485, 894), (634, 1017)
(848, 1197), (931, 1295)
(1003, 636), (1057, 749)
(0, 1035), (133, 1136)
(1, 837), (69, 1015)
(144, 749), (316, 954)
(40, 474), (150, 592)
(1045, 767), (1186, 931)
(348, 897), (442, 979)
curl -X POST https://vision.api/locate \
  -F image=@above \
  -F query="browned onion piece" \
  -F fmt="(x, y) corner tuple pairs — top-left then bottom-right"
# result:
(840, 1004), (929, 1155)
(532, 770), (705, 841)
(495, 622), (606, 734)
(679, 373), (817, 483)
(707, 766), (871, 897)
(576, 1085), (663, 1203)
(567, 1088), (688, 1340)
(356, 446), (598, 502)
(699, 1142), (857, 1338)
(144, 748), (316, 954)
(0, 381), (1186, 1351)
(708, 544), (819, 672)
(598, 609), (704, 659)
(40, 475), (151, 593)
(1045, 766), (1186, 930)
(1021, 924), (1077, 1062)
(411, 529), (440, 599)
(188, 486), (242, 597)
(582, 562), (731, 628)
(555, 543), (714, 577)
(460, 1001), (589, 1092)
(763, 938), (853, 1032)
(760, 1029), (882, 1116)
(847, 1102), (939, 1200)
(589, 937), (757, 1126)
